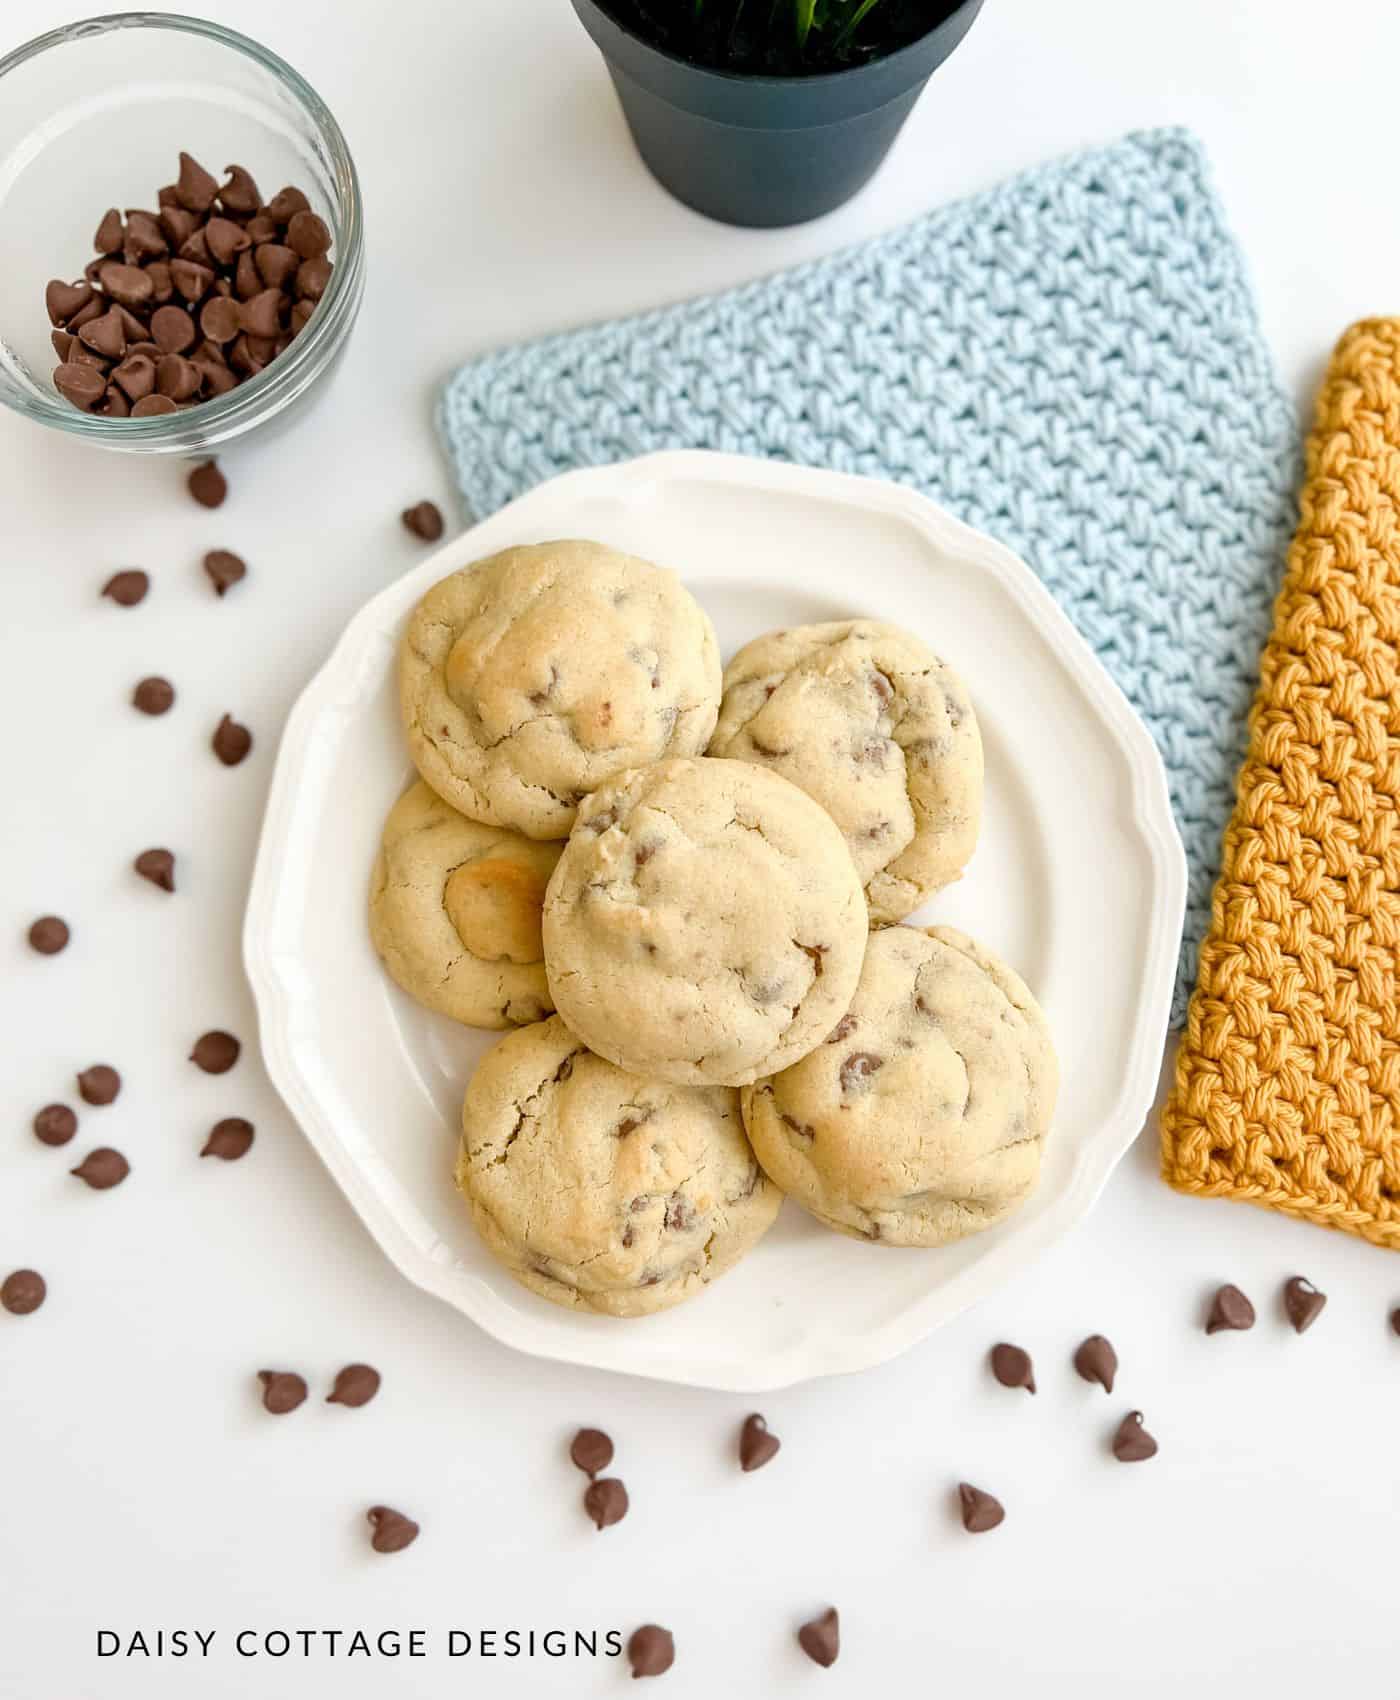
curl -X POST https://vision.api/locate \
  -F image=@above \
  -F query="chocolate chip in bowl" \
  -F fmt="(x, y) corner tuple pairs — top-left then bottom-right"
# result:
(0, 18), (363, 457)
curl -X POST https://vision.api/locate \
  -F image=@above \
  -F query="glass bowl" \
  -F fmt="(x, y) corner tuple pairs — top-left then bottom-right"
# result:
(0, 11), (364, 455)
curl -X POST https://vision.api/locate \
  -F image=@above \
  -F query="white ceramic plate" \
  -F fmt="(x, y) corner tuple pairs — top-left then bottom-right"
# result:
(244, 451), (1185, 1392)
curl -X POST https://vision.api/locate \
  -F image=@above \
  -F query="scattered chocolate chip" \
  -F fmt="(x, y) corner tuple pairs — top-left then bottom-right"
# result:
(626, 1626), (674, 1680)
(77, 1065), (121, 1106)
(45, 278), (92, 324)
(1112, 1410), (1158, 1462)
(131, 394), (177, 418)
(202, 1117), (254, 1160)
(122, 210), (167, 263)
(2, 1270), (46, 1316)
(79, 305), (126, 359)
(66, 294), (104, 332)
(28, 915), (69, 955)
(367, 1505), (419, 1553)
(295, 255), (332, 302)
(990, 1343), (1035, 1393)
(285, 209), (332, 259)
(218, 164), (262, 216)
(71, 1147), (130, 1190)
(264, 185), (310, 225)
(569, 1428), (614, 1477)
(328, 1364), (381, 1408)
(112, 352), (157, 402)
(957, 1483), (1004, 1533)
(797, 1608), (839, 1669)
(583, 1477), (629, 1531)
(402, 501), (444, 542)
(96, 262), (154, 310)
(150, 303), (196, 353)
(134, 848), (176, 891)
(205, 216), (251, 268)
(212, 713), (253, 766)
(175, 151), (219, 213)
(1073, 1334), (1118, 1393)
(1283, 1276), (1327, 1334)
(739, 1412), (781, 1472)
(191, 1030), (240, 1074)
(257, 1370), (307, 1414)
(202, 549), (246, 597)
(199, 296), (240, 347)
(102, 568), (149, 605)
(156, 353), (200, 400)
(237, 287), (282, 338)
(34, 1104), (78, 1147)
(187, 459), (227, 507)
(1206, 1283), (1255, 1334)
(95, 207), (125, 253)
(1390, 1307), (1400, 1338)
(53, 361), (107, 410)
(255, 243), (299, 290)
(133, 676), (175, 715)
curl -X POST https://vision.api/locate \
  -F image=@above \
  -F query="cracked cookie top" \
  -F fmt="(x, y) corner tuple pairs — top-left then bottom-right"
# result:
(456, 1016), (781, 1316)
(369, 780), (562, 1030)
(399, 540), (721, 840)
(543, 757), (868, 1087)
(708, 620), (983, 923)
(741, 924), (1057, 1247)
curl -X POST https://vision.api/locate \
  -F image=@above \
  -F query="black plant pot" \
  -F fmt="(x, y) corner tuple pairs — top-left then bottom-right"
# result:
(570, 0), (986, 228)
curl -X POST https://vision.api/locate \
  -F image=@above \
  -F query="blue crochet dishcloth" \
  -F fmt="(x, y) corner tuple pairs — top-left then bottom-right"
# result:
(438, 128), (1300, 1024)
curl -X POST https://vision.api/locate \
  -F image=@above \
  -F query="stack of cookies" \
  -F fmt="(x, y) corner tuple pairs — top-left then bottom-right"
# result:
(371, 539), (1058, 1318)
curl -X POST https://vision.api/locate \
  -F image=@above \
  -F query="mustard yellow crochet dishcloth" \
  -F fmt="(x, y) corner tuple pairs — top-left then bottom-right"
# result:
(1161, 319), (1400, 1249)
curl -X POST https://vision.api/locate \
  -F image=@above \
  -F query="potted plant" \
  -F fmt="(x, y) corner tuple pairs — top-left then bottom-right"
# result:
(570, 0), (986, 227)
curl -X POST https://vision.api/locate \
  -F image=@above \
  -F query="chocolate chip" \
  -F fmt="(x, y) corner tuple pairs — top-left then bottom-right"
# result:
(1072, 1334), (1117, 1393)
(826, 1013), (857, 1044)
(257, 1370), (307, 1414)
(134, 848), (176, 891)
(957, 1483), (1004, 1533)
(133, 676), (175, 715)
(131, 394), (177, 418)
(583, 1477), (628, 1531)
(263, 185), (310, 225)
(1283, 1276), (1327, 1334)
(1112, 1409), (1158, 1462)
(79, 305), (127, 359)
(178, 226), (213, 265)
(212, 714), (253, 766)
(202, 1117), (254, 1160)
(286, 210), (331, 259)
(990, 1343), (1036, 1393)
(569, 1428), (614, 1477)
(191, 348), (236, 395)
(205, 216), (251, 268)
(198, 294), (240, 345)
(218, 164), (262, 216)
(739, 1412), (781, 1472)
(235, 248), (261, 301)
(191, 1030), (240, 1074)
(238, 287), (282, 339)
(203, 550), (246, 596)
(328, 1364), (381, 1407)
(65, 294), (104, 332)
(77, 1065), (120, 1106)
(2, 1270), (46, 1316)
(94, 208), (124, 253)
(187, 459), (227, 508)
(146, 260), (173, 304)
(254, 243), (299, 290)
(28, 916), (69, 955)
(1390, 1307), (1400, 1338)
(1205, 1283), (1255, 1334)
(295, 255), (332, 302)
(53, 361), (107, 410)
(290, 299), (316, 334)
(367, 1505), (419, 1553)
(797, 1608), (839, 1669)
(122, 209), (168, 262)
(402, 501), (445, 542)
(112, 353), (157, 402)
(175, 151), (219, 213)
(96, 261), (154, 309)
(71, 1147), (130, 1190)
(149, 304), (196, 354)
(51, 329), (73, 361)
(157, 354), (200, 401)
(170, 257), (214, 303)
(229, 332), (273, 377)
(161, 205), (199, 249)
(626, 1626), (673, 1679)
(839, 1051), (884, 1092)
(34, 1104), (78, 1147)
(45, 278), (91, 324)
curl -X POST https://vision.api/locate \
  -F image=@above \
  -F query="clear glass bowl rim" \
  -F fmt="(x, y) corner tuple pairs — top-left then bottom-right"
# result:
(0, 10), (364, 448)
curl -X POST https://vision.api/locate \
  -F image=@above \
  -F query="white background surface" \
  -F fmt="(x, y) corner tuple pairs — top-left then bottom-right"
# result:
(2, 1), (1398, 1695)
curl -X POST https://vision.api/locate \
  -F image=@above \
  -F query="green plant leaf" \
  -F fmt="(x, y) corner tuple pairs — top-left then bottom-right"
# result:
(833, 0), (883, 47)
(794, 0), (817, 50)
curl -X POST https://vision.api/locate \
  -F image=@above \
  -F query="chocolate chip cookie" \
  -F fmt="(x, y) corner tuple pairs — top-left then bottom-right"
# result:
(369, 781), (561, 1029)
(707, 620), (982, 923)
(543, 758), (867, 1087)
(399, 540), (721, 840)
(456, 1017), (780, 1315)
(742, 924), (1057, 1245)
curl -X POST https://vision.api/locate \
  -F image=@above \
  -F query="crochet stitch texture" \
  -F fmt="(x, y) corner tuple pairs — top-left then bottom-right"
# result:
(439, 129), (1300, 1019)
(1163, 320), (1400, 1248)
